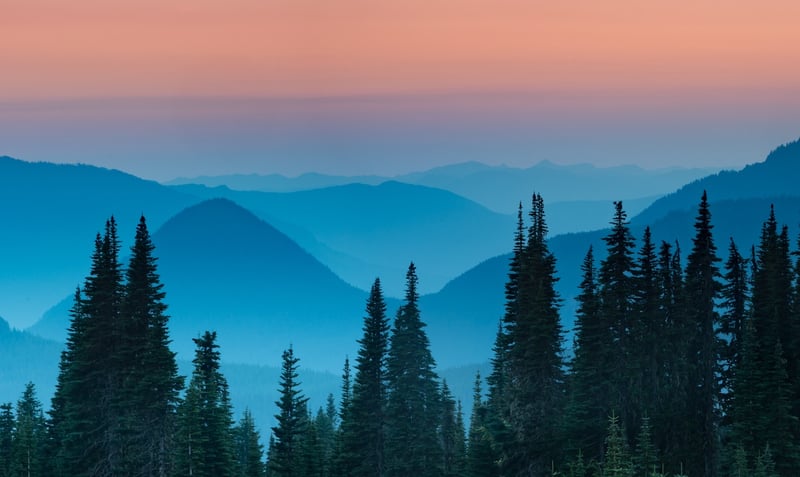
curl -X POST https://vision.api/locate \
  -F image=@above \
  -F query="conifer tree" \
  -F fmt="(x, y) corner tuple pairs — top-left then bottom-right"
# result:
(235, 409), (266, 477)
(501, 193), (564, 476)
(55, 218), (125, 475)
(440, 381), (466, 477)
(682, 191), (722, 477)
(719, 238), (748, 425)
(173, 331), (235, 477)
(269, 347), (309, 477)
(0, 403), (13, 477)
(566, 246), (612, 462)
(384, 263), (442, 477)
(120, 216), (183, 476)
(340, 278), (389, 477)
(466, 372), (496, 477)
(597, 201), (636, 438)
(11, 383), (46, 477)
(632, 416), (657, 477)
(602, 413), (632, 477)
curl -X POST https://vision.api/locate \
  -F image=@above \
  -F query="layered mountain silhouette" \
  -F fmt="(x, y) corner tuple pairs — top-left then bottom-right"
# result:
(168, 181), (514, 296)
(0, 156), (197, 325)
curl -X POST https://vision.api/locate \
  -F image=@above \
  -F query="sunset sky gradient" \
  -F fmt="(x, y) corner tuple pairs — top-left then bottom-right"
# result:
(2, 0), (800, 178)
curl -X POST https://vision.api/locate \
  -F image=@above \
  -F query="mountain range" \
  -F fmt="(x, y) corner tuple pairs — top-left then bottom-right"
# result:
(3, 137), (800, 431)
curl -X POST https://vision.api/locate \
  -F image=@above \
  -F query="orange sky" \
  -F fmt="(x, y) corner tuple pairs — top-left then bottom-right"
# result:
(3, 0), (800, 100)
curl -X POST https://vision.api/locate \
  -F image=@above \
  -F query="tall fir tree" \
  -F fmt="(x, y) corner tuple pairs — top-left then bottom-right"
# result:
(0, 403), (13, 477)
(173, 331), (236, 477)
(384, 263), (442, 477)
(597, 201), (636, 439)
(682, 191), (722, 477)
(120, 216), (183, 477)
(11, 383), (46, 477)
(566, 246), (613, 464)
(440, 381), (466, 477)
(340, 278), (389, 477)
(269, 347), (309, 477)
(729, 208), (799, 475)
(235, 409), (266, 477)
(467, 372), (497, 477)
(54, 218), (125, 476)
(501, 193), (565, 476)
(718, 238), (748, 427)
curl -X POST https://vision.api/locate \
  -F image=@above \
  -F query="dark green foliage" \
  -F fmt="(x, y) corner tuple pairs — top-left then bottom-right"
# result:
(566, 246), (612, 463)
(500, 194), (565, 476)
(467, 373), (497, 477)
(11, 383), (46, 477)
(173, 331), (236, 477)
(719, 238), (748, 425)
(339, 278), (389, 477)
(269, 347), (308, 477)
(631, 416), (657, 477)
(729, 208), (799, 475)
(682, 191), (723, 477)
(602, 413), (632, 477)
(54, 218), (125, 476)
(235, 409), (266, 477)
(121, 216), (183, 476)
(0, 403), (13, 477)
(385, 263), (442, 477)
(598, 201), (636, 440)
(440, 382), (466, 477)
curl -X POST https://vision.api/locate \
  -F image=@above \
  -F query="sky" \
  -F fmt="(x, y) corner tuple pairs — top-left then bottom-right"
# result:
(2, 0), (800, 180)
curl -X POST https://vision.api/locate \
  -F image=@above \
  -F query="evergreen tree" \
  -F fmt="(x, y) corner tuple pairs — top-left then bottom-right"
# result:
(173, 331), (235, 477)
(628, 227), (663, 439)
(502, 193), (565, 476)
(631, 416), (657, 477)
(0, 403), (13, 477)
(566, 246), (612, 463)
(719, 238), (748, 426)
(11, 383), (46, 477)
(235, 409), (266, 477)
(440, 381), (466, 477)
(597, 201), (636, 439)
(55, 218), (125, 476)
(340, 278), (389, 477)
(269, 347), (309, 477)
(384, 263), (442, 477)
(602, 413), (632, 477)
(466, 372), (496, 477)
(120, 216), (183, 476)
(682, 191), (722, 477)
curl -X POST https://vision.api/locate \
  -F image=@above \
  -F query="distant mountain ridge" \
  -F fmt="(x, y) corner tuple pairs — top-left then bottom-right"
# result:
(167, 160), (717, 214)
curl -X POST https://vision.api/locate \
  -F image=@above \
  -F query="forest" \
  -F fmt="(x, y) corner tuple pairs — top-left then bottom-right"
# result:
(1, 190), (798, 477)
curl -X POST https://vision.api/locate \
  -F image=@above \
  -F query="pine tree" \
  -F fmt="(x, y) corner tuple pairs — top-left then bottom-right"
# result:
(602, 413), (632, 477)
(597, 201), (636, 440)
(566, 246), (613, 462)
(656, 241), (689, 473)
(502, 193), (565, 476)
(0, 403), (13, 477)
(628, 227), (663, 439)
(440, 381), (465, 477)
(340, 278), (389, 477)
(173, 331), (236, 477)
(631, 416), (657, 477)
(55, 218), (125, 476)
(466, 372), (496, 477)
(269, 347), (309, 477)
(11, 383), (46, 477)
(235, 409), (266, 477)
(719, 238), (748, 426)
(120, 216), (183, 476)
(682, 191), (722, 477)
(384, 263), (442, 477)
